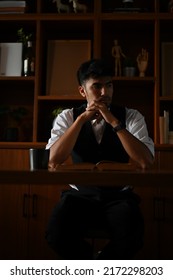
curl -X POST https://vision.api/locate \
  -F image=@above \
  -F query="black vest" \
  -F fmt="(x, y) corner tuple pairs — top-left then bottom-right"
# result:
(72, 103), (129, 164)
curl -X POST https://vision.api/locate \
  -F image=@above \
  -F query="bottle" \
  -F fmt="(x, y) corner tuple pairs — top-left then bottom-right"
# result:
(23, 41), (35, 76)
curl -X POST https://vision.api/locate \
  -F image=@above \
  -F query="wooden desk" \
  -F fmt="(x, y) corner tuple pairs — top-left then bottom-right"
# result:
(0, 167), (173, 260)
(0, 168), (172, 187)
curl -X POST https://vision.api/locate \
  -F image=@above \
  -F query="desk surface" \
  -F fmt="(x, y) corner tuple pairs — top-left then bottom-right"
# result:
(0, 168), (172, 187)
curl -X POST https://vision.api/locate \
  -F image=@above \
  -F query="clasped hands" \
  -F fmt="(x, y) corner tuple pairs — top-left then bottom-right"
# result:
(84, 98), (113, 124)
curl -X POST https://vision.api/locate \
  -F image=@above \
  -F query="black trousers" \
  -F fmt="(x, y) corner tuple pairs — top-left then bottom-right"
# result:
(45, 187), (144, 260)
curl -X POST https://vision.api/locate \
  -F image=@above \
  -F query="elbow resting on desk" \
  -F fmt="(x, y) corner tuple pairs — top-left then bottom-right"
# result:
(132, 153), (154, 170)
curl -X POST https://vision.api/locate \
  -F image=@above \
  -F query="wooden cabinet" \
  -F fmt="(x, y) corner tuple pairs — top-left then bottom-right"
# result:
(135, 149), (173, 259)
(0, 149), (69, 259)
(0, 184), (28, 259)
(0, 149), (28, 258)
(157, 148), (173, 170)
(156, 149), (173, 259)
(27, 184), (65, 259)
(135, 183), (173, 260)
(158, 185), (173, 259)
(135, 185), (159, 259)
(0, 182), (69, 260)
(0, 152), (173, 259)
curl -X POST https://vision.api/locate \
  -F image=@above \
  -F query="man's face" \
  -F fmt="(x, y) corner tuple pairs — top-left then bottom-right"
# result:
(79, 76), (113, 107)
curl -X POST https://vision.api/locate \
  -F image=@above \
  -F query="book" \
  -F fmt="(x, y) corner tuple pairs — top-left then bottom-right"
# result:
(0, 1), (26, 7)
(0, 42), (23, 76)
(159, 116), (167, 144)
(0, 6), (26, 13)
(159, 110), (169, 144)
(54, 161), (136, 171)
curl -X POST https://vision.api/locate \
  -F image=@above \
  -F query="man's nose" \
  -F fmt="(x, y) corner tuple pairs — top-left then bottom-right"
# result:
(100, 86), (107, 95)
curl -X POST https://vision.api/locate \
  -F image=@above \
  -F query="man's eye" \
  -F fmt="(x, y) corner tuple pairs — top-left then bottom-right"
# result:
(92, 82), (113, 90)
(93, 84), (101, 89)
(106, 82), (113, 88)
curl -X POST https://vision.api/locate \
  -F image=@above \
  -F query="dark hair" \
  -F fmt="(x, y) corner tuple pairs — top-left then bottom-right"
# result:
(77, 58), (114, 86)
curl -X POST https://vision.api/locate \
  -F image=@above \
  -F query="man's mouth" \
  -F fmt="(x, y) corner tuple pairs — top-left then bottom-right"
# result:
(100, 97), (111, 105)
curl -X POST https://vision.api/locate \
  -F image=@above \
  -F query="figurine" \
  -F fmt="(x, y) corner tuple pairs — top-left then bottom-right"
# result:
(111, 39), (126, 76)
(136, 48), (148, 77)
(69, 0), (87, 13)
(53, 0), (70, 13)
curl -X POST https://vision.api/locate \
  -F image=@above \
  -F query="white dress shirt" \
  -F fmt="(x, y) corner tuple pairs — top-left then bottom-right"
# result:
(46, 107), (154, 157)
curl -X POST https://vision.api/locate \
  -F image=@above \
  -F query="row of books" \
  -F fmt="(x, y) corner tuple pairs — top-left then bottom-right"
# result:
(0, 1), (26, 14)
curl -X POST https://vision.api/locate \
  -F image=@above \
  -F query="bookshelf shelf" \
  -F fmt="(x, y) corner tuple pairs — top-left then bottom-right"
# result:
(0, 0), (172, 147)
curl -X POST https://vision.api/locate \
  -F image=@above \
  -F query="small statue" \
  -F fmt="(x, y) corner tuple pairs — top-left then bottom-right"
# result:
(69, 0), (87, 13)
(53, 0), (70, 13)
(136, 48), (148, 77)
(111, 39), (126, 76)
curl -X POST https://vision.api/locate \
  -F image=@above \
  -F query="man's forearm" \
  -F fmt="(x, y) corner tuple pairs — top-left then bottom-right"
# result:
(49, 115), (85, 166)
(116, 128), (154, 169)
(100, 109), (154, 169)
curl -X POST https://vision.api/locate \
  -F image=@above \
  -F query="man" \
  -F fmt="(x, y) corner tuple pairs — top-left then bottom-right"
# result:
(46, 58), (154, 260)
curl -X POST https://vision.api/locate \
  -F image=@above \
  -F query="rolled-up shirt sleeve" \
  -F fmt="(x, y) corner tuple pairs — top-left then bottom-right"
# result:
(126, 108), (155, 157)
(46, 108), (73, 149)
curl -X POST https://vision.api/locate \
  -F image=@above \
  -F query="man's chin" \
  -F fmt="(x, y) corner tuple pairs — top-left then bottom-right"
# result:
(104, 102), (111, 108)
(100, 98), (111, 107)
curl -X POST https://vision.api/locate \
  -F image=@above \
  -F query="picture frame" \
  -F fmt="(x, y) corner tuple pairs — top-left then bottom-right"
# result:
(46, 40), (91, 96)
(161, 42), (173, 96)
(0, 42), (22, 76)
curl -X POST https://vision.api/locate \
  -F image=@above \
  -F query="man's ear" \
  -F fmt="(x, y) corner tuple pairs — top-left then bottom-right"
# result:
(78, 86), (86, 98)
